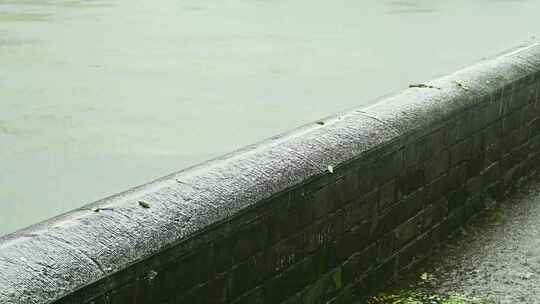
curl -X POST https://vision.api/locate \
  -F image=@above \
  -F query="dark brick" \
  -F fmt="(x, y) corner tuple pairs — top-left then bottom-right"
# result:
(447, 186), (467, 211)
(268, 203), (302, 245)
(500, 86), (514, 114)
(397, 231), (432, 271)
(291, 191), (316, 228)
(178, 274), (228, 304)
(431, 197), (449, 224)
(501, 144), (528, 172)
(138, 247), (213, 301)
(416, 136), (435, 163)
(232, 218), (269, 262)
(335, 221), (371, 263)
(342, 244), (377, 284)
(471, 104), (488, 132)
(484, 140), (503, 166)
(501, 127), (529, 155)
(214, 238), (233, 274)
(427, 174), (448, 202)
(450, 138), (472, 167)
(530, 134), (540, 153)
(404, 142), (418, 167)
(309, 184), (341, 221)
(430, 128), (446, 154)
(377, 231), (396, 261)
(485, 97), (504, 124)
(447, 207), (465, 234)
(231, 287), (264, 304)
(366, 257), (397, 292)
(263, 258), (313, 304)
(335, 173), (361, 205)
(530, 151), (540, 169)
(301, 268), (343, 304)
(230, 252), (266, 299)
(379, 179), (397, 210)
(524, 103), (538, 123)
(457, 112), (474, 141)
(466, 176), (482, 195)
(111, 283), (136, 304)
(348, 277), (370, 303)
(502, 166), (522, 193)
(470, 132), (483, 157)
(529, 82), (540, 118)
(506, 83), (531, 113)
(326, 286), (359, 304)
(395, 212), (423, 249)
(466, 153), (485, 178)
(373, 151), (403, 184)
(309, 245), (338, 281)
(342, 190), (377, 231)
(399, 165), (425, 196)
(375, 189), (425, 237)
(444, 119), (460, 146)
(304, 213), (344, 254)
(464, 193), (484, 220)
(61, 280), (105, 304)
(357, 166), (376, 195)
(529, 117), (540, 137)
(424, 150), (450, 182)
(266, 234), (303, 276)
(422, 204), (435, 232)
(86, 294), (110, 304)
(486, 181), (505, 201)
(280, 293), (303, 304)
(482, 121), (503, 149)
(428, 222), (442, 246)
(446, 163), (467, 192)
(482, 162), (501, 188)
(502, 107), (525, 134)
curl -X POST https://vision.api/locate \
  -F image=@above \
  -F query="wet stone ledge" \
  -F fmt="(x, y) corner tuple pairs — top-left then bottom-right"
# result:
(2, 43), (540, 304)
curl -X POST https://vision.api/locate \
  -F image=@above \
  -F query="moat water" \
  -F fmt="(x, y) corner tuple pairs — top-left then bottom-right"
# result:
(1, 0), (539, 235)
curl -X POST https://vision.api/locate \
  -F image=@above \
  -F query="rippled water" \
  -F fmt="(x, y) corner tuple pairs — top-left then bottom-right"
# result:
(1, 0), (539, 235)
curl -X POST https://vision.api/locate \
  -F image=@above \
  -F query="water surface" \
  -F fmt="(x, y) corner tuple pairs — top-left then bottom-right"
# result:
(1, 0), (539, 235)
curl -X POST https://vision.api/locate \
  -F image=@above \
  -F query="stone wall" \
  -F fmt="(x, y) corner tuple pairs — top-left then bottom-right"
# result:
(2, 43), (540, 304)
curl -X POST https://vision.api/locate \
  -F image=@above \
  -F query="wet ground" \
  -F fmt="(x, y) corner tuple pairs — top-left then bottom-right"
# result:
(375, 176), (540, 303)
(2, 0), (540, 234)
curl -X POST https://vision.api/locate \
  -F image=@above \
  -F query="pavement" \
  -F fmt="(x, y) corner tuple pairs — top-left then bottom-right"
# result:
(378, 176), (540, 304)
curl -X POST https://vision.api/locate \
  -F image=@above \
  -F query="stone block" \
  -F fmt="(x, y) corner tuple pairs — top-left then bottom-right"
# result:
(395, 213), (423, 249)
(266, 234), (304, 276)
(229, 253), (266, 299)
(398, 165), (425, 196)
(302, 268), (342, 304)
(450, 138), (472, 167)
(379, 179), (397, 210)
(263, 258), (314, 304)
(230, 287), (264, 304)
(341, 244), (377, 284)
(342, 190), (377, 232)
(424, 150), (450, 182)
(303, 213), (344, 254)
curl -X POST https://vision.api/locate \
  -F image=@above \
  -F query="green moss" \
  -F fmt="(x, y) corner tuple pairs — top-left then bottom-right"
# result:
(367, 291), (487, 304)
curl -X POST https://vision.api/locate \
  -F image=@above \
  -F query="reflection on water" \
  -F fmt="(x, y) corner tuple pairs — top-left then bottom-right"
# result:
(0, 0), (539, 235)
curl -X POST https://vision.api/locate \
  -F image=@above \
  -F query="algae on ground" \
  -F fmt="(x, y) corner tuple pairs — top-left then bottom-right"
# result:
(367, 290), (487, 304)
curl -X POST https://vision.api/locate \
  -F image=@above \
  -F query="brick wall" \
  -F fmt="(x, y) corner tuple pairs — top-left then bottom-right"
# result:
(2, 44), (540, 304)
